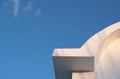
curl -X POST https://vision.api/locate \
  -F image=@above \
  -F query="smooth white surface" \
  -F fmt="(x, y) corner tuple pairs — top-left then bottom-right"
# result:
(53, 48), (91, 56)
(72, 39), (120, 79)
(53, 22), (120, 79)
(53, 22), (120, 64)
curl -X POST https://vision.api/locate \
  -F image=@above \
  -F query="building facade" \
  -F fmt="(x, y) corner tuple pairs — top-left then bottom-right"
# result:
(53, 22), (120, 79)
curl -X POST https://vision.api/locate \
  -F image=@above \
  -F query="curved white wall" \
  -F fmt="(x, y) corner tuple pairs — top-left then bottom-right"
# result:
(73, 38), (120, 79)
(73, 22), (120, 79)
(53, 22), (120, 79)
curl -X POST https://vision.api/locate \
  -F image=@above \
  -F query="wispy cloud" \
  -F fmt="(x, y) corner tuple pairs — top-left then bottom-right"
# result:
(35, 8), (41, 16)
(13, 0), (19, 16)
(3, 0), (41, 17)
(24, 1), (32, 12)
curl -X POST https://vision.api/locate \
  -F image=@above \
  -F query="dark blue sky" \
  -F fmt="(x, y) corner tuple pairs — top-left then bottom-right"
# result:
(0, 0), (120, 79)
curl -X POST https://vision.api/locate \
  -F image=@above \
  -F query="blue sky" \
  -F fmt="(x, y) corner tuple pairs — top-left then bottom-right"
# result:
(0, 0), (120, 79)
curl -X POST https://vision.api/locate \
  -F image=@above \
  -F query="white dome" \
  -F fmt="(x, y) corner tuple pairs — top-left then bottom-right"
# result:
(53, 22), (120, 79)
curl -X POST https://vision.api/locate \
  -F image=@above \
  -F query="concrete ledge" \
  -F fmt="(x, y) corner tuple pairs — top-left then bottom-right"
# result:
(53, 51), (94, 79)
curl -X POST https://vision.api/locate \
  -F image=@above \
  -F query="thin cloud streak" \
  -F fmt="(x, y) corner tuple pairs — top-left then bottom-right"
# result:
(13, 0), (19, 16)
(3, 0), (41, 17)
(35, 8), (41, 16)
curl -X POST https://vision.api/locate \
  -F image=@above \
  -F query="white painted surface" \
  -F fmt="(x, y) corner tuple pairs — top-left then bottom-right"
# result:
(53, 22), (120, 79)
(53, 48), (91, 56)
(72, 39), (120, 79)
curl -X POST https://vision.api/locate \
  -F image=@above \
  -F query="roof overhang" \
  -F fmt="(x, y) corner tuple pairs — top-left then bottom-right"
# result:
(52, 49), (94, 79)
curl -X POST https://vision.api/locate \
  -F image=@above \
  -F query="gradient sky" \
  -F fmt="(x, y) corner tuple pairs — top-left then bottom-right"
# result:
(0, 0), (120, 79)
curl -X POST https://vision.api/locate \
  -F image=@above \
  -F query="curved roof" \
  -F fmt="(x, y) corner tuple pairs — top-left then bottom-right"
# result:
(53, 22), (120, 79)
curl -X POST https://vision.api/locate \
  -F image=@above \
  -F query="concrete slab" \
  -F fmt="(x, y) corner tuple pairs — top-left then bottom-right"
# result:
(53, 49), (94, 79)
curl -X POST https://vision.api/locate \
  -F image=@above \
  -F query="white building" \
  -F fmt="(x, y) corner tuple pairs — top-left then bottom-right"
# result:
(52, 22), (120, 79)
